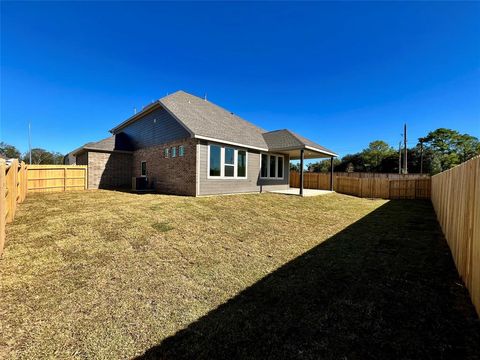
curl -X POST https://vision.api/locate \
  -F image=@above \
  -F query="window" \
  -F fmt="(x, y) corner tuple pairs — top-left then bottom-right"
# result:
(277, 156), (283, 178)
(171, 147), (177, 158)
(270, 155), (276, 178)
(224, 147), (235, 177)
(179, 145), (185, 157)
(208, 144), (248, 179)
(163, 148), (169, 158)
(260, 154), (284, 180)
(261, 154), (268, 178)
(141, 161), (147, 176)
(209, 145), (221, 176)
(237, 150), (246, 177)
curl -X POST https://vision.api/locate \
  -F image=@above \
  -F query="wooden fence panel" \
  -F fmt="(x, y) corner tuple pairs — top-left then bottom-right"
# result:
(27, 165), (87, 192)
(289, 172), (430, 199)
(336, 177), (360, 196)
(0, 160), (5, 256)
(431, 156), (480, 315)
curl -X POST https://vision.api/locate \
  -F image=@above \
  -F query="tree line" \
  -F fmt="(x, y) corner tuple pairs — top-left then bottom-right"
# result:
(0, 143), (65, 165)
(296, 128), (480, 175)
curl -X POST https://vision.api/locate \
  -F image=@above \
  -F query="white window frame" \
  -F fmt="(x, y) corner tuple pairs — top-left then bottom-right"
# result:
(171, 146), (177, 158)
(259, 153), (284, 180)
(164, 148), (169, 158)
(179, 145), (185, 157)
(141, 161), (147, 177)
(207, 143), (248, 179)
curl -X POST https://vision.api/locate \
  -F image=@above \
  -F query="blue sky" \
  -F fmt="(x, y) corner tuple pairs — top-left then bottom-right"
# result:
(1, 2), (479, 157)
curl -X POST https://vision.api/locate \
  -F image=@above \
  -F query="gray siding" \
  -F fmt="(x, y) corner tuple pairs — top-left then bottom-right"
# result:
(119, 107), (191, 150)
(197, 141), (289, 196)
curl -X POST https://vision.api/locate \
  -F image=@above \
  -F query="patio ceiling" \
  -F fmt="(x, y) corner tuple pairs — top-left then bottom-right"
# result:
(277, 147), (334, 160)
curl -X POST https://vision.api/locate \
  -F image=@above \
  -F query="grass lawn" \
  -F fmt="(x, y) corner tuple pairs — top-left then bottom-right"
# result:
(0, 191), (479, 359)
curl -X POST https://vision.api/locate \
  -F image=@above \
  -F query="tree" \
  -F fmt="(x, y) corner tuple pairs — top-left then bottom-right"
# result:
(51, 152), (65, 164)
(290, 162), (300, 172)
(0, 142), (21, 159)
(422, 128), (480, 173)
(361, 140), (395, 172)
(335, 153), (366, 172)
(22, 148), (54, 164)
(307, 158), (341, 173)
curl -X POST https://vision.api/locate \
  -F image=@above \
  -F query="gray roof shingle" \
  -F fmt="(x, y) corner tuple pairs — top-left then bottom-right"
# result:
(263, 129), (336, 156)
(110, 90), (336, 156)
(72, 133), (133, 156)
(159, 91), (268, 150)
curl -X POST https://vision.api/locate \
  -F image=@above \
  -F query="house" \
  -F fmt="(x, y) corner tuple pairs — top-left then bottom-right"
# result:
(67, 90), (337, 196)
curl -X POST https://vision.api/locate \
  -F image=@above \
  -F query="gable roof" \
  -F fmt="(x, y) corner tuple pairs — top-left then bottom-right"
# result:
(110, 90), (337, 156)
(71, 133), (133, 156)
(263, 129), (336, 156)
(160, 91), (269, 150)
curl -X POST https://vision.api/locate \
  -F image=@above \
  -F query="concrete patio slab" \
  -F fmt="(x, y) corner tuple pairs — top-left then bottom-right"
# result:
(268, 188), (334, 197)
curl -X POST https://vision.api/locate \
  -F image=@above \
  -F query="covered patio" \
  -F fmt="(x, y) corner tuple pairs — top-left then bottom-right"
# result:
(263, 130), (338, 196)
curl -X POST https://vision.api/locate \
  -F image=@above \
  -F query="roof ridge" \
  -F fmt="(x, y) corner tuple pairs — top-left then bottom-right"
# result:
(161, 90), (267, 134)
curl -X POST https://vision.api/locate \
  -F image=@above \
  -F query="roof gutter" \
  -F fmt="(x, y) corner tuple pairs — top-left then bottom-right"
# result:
(304, 145), (338, 157)
(194, 135), (269, 152)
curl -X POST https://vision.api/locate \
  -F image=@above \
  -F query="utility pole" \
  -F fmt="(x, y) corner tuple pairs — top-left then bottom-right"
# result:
(28, 122), (32, 165)
(398, 141), (402, 174)
(403, 123), (408, 174)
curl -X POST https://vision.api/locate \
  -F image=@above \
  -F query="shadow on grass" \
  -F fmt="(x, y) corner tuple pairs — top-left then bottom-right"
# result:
(135, 200), (480, 360)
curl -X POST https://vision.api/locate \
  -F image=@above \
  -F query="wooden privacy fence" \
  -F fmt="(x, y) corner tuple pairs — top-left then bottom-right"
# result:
(0, 161), (87, 255)
(0, 159), (27, 255)
(431, 156), (480, 315)
(290, 172), (431, 199)
(27, 165), (87, 192)
(331, 172), (430, 179)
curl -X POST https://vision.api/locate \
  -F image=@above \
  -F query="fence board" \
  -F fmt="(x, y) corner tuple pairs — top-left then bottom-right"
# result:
(431, 156), (480, 315)
(290, 172), (431, 199)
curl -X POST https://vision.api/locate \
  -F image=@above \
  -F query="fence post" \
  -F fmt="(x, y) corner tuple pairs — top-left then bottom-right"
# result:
(21, 162), (27, 202)
(6, 161), (16, 223)
(0, 159), (5, 256)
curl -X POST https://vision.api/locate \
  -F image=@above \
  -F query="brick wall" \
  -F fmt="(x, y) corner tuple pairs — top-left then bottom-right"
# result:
(86, 151), (132, 189)
(132, 138), (197, 196)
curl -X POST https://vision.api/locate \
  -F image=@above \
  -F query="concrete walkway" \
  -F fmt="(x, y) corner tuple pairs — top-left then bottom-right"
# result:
(268, 188), (334, 197)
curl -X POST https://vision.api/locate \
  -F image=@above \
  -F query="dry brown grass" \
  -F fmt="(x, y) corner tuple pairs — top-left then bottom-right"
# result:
(0, 191), (381, 359)
(1, 191), (478, 359)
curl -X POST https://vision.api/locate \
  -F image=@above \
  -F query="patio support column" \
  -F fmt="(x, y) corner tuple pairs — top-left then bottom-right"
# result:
(330, 156), (334, 191)
(300, 149), (304, 196)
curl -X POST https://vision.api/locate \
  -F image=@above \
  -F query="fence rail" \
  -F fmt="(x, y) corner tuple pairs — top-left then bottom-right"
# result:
(431, 156), (480, 315)
(290, 172), (431, 199)
(0, 161), (87, 255)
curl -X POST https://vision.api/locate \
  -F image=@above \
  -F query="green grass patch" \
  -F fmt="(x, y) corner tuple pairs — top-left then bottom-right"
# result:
(152, 221), (174, 232)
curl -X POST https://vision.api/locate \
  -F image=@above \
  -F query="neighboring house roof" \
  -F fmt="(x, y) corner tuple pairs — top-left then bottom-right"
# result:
(72, 133), (133, 156)
(109, 90), (337, 156)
